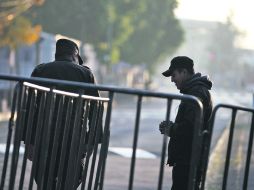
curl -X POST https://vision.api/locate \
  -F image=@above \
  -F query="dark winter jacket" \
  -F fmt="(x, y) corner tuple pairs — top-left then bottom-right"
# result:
(31, 60), (99, 96)
(22, 59), (101, 189)
(23, 60), (100, 144)
(167, 73), (213, 166)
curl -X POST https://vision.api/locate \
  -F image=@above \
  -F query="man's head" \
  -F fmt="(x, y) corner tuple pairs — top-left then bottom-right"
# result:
(162, 56), (194, 90)
(55, 39), (84, 65)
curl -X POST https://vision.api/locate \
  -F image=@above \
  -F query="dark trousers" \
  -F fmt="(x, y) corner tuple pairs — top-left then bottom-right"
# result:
(171, 164), (190, 190)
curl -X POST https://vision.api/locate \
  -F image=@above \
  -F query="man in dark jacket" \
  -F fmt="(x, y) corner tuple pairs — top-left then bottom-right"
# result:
(24, 38), (100, 189)
(159, 56), (213, 190)
(31, 38), (98, 96)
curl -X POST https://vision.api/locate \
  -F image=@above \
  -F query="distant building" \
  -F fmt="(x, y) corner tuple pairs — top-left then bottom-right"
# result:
(158, 19), (254, 89)
(0, 32), (56, 77)
(238, 48), (254, 66)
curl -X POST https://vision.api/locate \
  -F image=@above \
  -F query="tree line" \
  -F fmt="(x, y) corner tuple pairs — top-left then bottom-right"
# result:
(1, 0), (184, 72)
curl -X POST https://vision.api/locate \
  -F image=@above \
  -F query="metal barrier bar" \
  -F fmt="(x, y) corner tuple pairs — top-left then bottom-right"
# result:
(80, 101), (99, 190)
(87, 102), (104, 190)
(157, 98), (172, 190)
(188, 99), (204, 190)
(128, 95), (143, 190)
(8, 84), (27, 190)
(18, 90), (37, 190)
(243, 113), (254, 190)
(46, 95), (65, 189)
(0, 74), (200, 102)
(28, 91), (47, 190)
(0, 84), (18, 189)
(201, 104), (254, 190)
(97, 91), (114, 190)
(73, 101), (90, 189)
(222, 109), (237, 190)
(55, 97), (74, 190)
(201, 104), (218, 190)
(38, 89), (55, 189)
(64, 94), (84, 190)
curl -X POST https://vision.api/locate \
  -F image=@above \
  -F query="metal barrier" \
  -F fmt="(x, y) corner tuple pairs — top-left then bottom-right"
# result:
(0, 74), (203, 190)
(201, 104), (254, 190)
(0, 81), (110, 190)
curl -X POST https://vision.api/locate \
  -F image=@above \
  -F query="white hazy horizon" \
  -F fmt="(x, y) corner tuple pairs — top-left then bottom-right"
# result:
(175, 0), (254, 50)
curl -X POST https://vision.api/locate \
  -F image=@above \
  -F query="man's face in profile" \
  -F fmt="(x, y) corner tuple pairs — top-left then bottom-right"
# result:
(170, 69), (187, 90)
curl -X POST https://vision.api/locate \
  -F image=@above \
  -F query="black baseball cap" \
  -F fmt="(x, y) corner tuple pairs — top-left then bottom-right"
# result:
(55, 38), (84, 65)
(162, 56), (194, 77)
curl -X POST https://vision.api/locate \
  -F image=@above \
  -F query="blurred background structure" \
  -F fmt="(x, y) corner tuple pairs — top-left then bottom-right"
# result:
(1, 0), (254, 89)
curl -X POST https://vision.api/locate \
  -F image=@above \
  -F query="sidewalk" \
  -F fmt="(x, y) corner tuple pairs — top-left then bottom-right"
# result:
(0, 152), (172, 190)
(103, 155), (171, 190)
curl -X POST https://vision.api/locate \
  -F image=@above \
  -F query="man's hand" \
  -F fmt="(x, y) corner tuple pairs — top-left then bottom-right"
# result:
(159, 121), (174, 137)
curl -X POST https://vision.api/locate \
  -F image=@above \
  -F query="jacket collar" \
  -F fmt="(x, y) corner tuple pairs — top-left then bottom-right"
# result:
(180, 73), (212, 93)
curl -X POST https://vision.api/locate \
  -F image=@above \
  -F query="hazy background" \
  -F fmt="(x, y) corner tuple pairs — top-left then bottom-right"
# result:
(1, 0), (254, 95)
(1, 1), (254, 189)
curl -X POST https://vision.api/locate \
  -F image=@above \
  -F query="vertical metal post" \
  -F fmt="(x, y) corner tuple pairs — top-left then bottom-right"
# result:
(37, 89), (55, 190)
(242, 113), (254, 190)
(128, 95), (142, 190)
(55, 98), (74, 190)
(87, 102), (104, 190)
(98, 91), (114, 190)
(0, 84), (18, 190)
(200, 107), (218, 190)
(8, 85), (27, 190)
(46, 95), (64, 190)
(222, 109), (237, 190)
(188, 102), (203, 190)
(18, 90), (37, 190)
(73, 101), (90, 189)
(157, 98), (172, 190)
(80, 101), (99, 190)
(28, 92), (47, 190)
(64, 95), (84, 190)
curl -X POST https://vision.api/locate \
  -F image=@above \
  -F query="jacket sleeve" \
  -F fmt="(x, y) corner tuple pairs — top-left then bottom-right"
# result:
(81, 66), (100, 97)
(30, 64), (44, 77)
(172, 90), (204, 137)
(83, 69), (104, 143)
(88, 72), (100, 97)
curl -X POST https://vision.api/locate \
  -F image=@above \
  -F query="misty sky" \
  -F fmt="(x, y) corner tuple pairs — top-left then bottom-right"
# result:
(175, 0), (254, 50)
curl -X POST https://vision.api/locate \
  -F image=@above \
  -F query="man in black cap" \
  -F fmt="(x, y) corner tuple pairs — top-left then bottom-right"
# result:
(25, 38), (100, 189)
(31, 38), (95, 94)
(159, 56), (213, 190)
